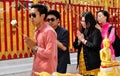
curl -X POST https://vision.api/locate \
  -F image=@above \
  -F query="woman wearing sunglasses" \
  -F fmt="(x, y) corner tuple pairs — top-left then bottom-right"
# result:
(24, 4), (58, 76)
(46, 10), (70, 73)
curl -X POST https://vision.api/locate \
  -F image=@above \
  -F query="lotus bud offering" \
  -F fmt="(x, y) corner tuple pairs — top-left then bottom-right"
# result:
(11, 19), (17, 27)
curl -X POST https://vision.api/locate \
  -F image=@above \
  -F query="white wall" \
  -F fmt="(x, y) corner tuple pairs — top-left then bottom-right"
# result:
(0, 53), (77, 76)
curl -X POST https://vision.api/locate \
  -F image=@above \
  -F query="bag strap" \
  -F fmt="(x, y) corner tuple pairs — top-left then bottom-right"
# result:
(108, 26), (113, 35)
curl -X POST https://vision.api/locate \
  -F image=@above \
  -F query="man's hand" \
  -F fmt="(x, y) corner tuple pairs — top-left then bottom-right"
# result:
(57, 40), (67, 51)
(24, 36), (37, 49)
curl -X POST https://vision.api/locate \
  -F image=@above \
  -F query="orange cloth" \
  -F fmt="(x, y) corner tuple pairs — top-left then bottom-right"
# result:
(31, 23), (58, 76)
(79, 47), (99, 76)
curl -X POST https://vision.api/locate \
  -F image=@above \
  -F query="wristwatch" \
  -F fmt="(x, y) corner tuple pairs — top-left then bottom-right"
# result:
(32, 46), (39, 52)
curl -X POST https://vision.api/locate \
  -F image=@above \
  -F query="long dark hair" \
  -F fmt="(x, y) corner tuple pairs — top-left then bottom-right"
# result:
(81, 12), (96, 36)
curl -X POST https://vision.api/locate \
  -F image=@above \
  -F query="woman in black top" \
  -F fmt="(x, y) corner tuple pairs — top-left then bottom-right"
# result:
(73, 12), (102, 76)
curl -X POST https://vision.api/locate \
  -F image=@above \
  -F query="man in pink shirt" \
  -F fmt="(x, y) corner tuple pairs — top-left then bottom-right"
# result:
(24, 4), (57, 76)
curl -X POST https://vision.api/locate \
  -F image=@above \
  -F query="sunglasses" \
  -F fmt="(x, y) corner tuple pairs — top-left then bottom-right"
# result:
(29, 13), (36, 18)
(47, 18), (56, 22)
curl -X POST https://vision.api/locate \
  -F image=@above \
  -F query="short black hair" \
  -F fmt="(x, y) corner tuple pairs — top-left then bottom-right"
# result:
(31, 4), (48, 20)
(47, 10), (61, 19)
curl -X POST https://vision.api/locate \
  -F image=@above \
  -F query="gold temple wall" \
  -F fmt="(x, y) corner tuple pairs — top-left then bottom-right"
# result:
(37, 0), (120, 9)
(0, 0), (119, 60)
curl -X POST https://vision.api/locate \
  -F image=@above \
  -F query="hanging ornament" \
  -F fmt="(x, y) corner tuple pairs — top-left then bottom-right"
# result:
(33, 0), (38, 4)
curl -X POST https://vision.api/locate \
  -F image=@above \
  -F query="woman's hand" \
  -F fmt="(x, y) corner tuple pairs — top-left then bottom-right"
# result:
(95, 24), (101, 31)
(77, 30), (87, 44)
(77, 30), (84, 41)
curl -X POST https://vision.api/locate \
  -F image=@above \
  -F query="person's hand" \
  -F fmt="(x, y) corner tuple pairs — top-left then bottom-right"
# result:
(77, 30), (84, 41)
(77, 30), (81, 40)
(77, 30), (87, 44)
(57, 40), (67, 51)
(95, 24), (101, 31)
(24, 35), (37, 49)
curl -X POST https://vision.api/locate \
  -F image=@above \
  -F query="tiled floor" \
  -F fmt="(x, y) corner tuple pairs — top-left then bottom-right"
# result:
(0, 71), (31, 76)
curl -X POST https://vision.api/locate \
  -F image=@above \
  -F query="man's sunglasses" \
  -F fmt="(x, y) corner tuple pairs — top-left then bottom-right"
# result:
(29, 13), (36, 18)
(46, 18), (56, 22)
